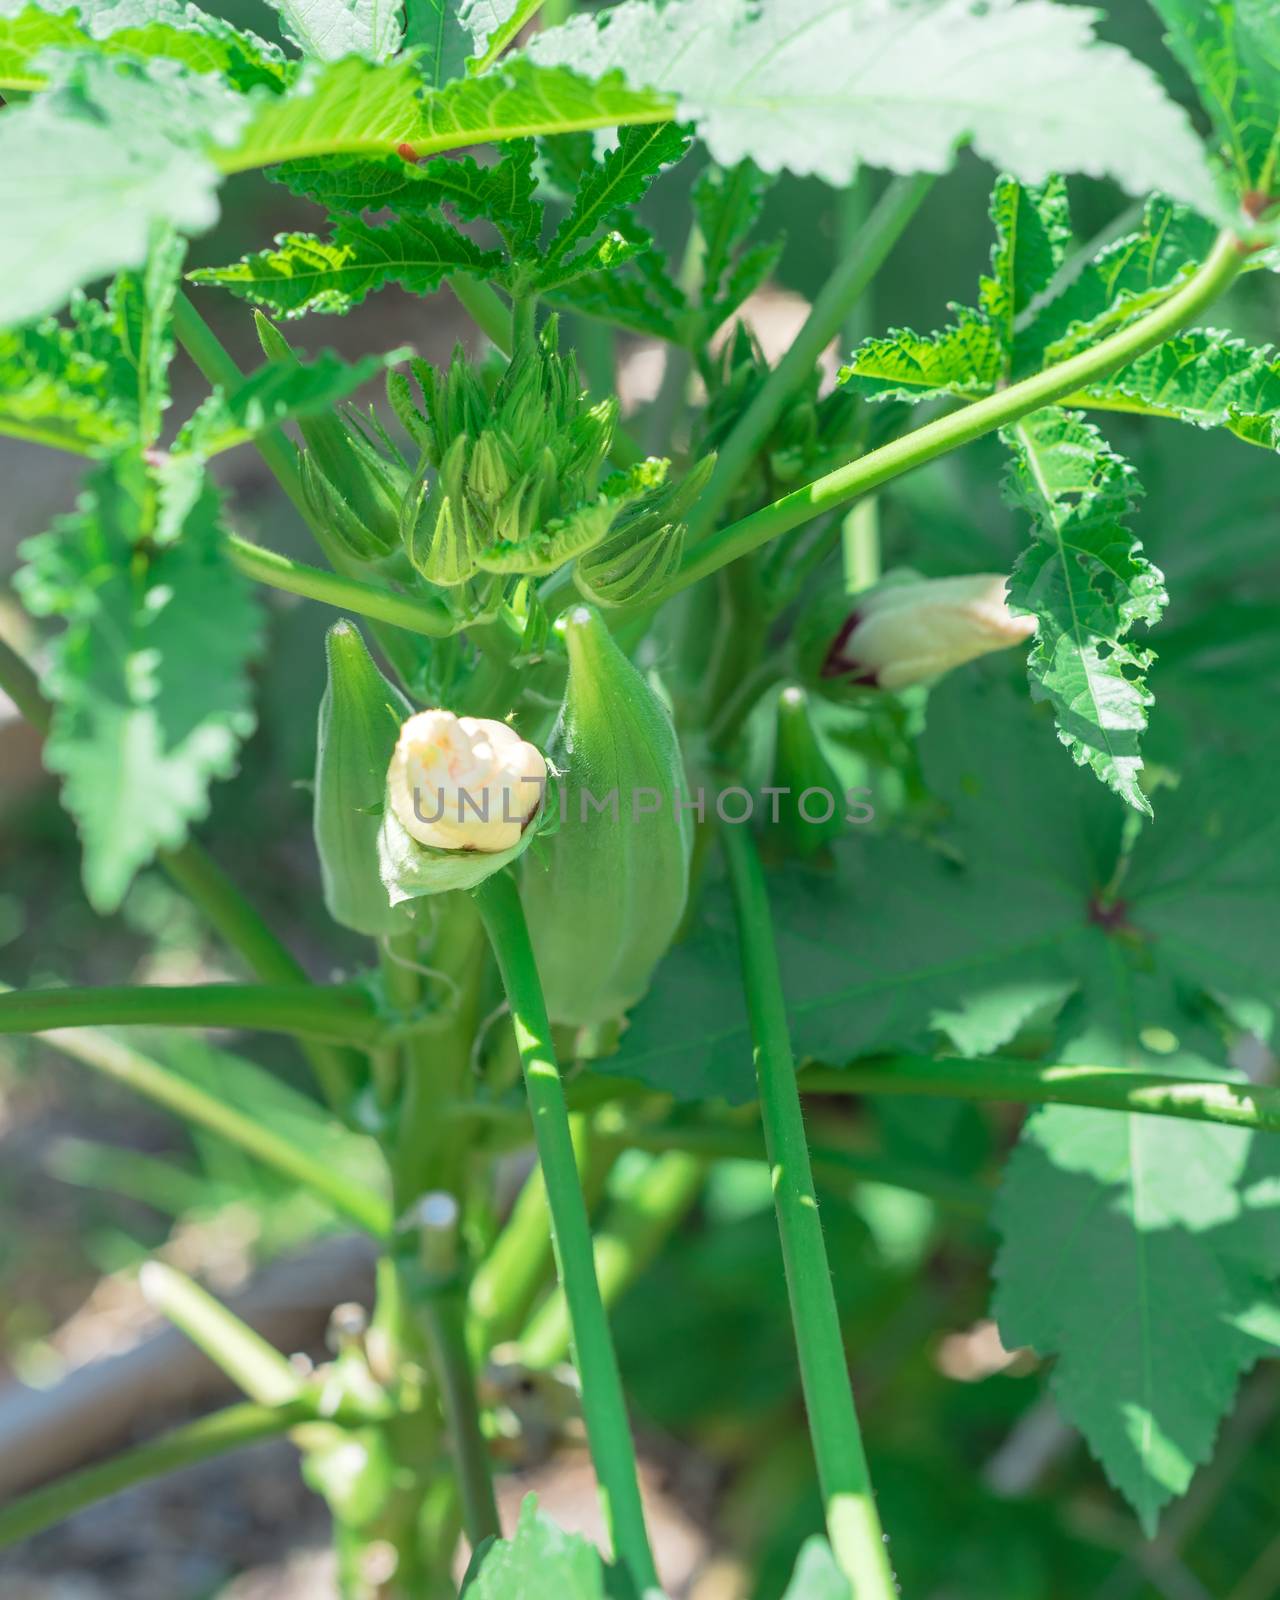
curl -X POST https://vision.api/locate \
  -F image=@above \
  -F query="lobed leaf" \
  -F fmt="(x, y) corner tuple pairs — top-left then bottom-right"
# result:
(994, 957), (1280, 1533)
(0, 54), (238, 326)
(15, 453), (262, 912)
(466, 1495), (605, 1600)
(1022, 195), (1220, 367)
(275, 141), (543, 257)
(536, 121), (690, 285)
(1151, 0), (1280, 198)
(528, 0), (1221, 211)
(1084, 328), (1280, 449)
(190, 214), (504, 317)
(979, 172), (1072, 357)
(839, 311), (1005, 404)
(0, 227), (183, 451)
(0, 0), (287, 92)
(265, 0), (402, 63)
(1002, 407), (1167, 814)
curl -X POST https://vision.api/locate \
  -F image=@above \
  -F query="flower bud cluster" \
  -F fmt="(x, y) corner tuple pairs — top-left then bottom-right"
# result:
(394, 321), (629, 585)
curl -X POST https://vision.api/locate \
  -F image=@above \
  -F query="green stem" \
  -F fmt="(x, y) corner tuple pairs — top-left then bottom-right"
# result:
(672, 229), (1245, 592)
(407, 1203), (502, 1549)
(8, 1011), (391, 1236)
(685, 173), (932, 543)
(801, 1053), (1280, 1136)
(141, 1261), (304, 1403)
(0, 636), (354, 1110)
(420, 1288), (501, 1547)
(599, 1117), (991, 1219)
(0, 1401), (314, 1550)
(227, 535), (455, 638)
(472, 871), (657, 1596)
(173, 294), (311, 520)
(720, 824), (894, 1598)
(451, 273), (515, 354)
(519, 1150), (705, 1370)
(468, 1112), (598, 1352)
(0, 982), (381, 1044)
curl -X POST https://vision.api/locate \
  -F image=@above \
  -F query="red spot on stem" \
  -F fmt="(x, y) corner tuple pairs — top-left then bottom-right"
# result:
(396, 141), (419, 163)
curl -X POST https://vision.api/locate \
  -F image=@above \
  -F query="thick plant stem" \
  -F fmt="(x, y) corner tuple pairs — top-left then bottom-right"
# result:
(10, 1014), (392, 1235)
(472, 871), (658, 1597)
(721, 824), (895, 1599)
(685, 173), (933, 543)
(227, 535), (455, 637)
(0, 982), (381, 1045)
(673, 229), (1245, 592)
(802, 1053), (1280, 1136)
(0, 636), (354, 1109)
(0, 1401), (314, 1549)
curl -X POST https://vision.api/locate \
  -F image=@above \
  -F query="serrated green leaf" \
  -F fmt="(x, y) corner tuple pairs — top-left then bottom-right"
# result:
(275, 141), (543, 257)
(266, 0), (402, 63)
(839, 311), (1005, 404)
(536, 121), (689, 286)
(528, 0), (1221, 212)
(0, 0), (287, 92)
(694, 159), (771, 304)
(0, 226), (183, 452)
(0, 54), (238, 325)
(1083, 328), (1280, 449)
(14, 453), (262, 912)
(993, 955), (1280, 1533)
(1002, 408), (1167, 814)
(176, 345), (409, 456)
(403, 0), (470, 87)
(467, 1495), (605, 1600)
(191, 213), (504, 316)
(462, 0), (540, 72)
(1023, 196), (1220, 367)
(0, 314), (135, 454)
(1151, 0), (1280, 196)
(979, 172), (1072, 355)
(215, 53), (673, 176)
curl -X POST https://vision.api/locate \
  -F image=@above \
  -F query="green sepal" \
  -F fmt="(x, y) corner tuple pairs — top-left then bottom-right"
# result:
(314, 620), (416, 937)
(257, 313), (407, 556)
(575, 454), (714, 606)
(378, 778), (556, 902)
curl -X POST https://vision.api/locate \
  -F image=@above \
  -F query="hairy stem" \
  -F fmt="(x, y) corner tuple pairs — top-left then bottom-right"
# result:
(0, 982), (381, 1045)
(673, 229), (1245, 592)
(472, 870), (657, 1596)
(5, 1010), (391, 1235)
(686, 173), (932, 542)
(721, 824), (895, 1598)
(0, 1401), (315, 1550)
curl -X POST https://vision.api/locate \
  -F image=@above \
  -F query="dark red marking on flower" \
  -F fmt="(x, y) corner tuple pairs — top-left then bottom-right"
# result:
(396, 142), (419, 163)
(1087, 892), (1131, 934)
(820, 610), (867, 680)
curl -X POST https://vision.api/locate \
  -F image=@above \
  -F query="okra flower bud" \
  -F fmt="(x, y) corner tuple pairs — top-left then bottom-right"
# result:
(387, 711), (547, 854)
(804, 573), (1036, 694)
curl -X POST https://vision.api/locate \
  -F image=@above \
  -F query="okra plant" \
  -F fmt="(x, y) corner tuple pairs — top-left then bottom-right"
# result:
(3, 0), (1280, 1594)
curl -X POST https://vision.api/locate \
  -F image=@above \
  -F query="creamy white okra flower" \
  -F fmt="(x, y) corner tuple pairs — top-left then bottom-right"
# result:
(387, 710), (547, 853)
(831, 573), (1037, 691)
